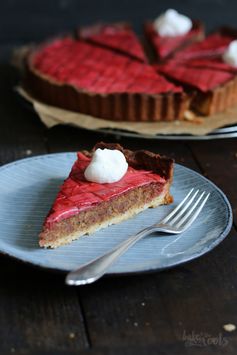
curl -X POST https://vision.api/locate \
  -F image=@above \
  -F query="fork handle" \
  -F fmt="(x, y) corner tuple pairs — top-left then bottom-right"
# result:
(65, 226), (154, 286)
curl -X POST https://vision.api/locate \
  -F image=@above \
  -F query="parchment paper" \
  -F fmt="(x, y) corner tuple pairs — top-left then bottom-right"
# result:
(17, 87), (237, 136)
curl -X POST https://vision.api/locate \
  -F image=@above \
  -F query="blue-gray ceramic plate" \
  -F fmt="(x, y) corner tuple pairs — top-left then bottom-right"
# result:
(0, 153), (232, 274)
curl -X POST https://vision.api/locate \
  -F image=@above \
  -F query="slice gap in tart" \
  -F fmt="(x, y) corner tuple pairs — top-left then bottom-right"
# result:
(39, 143), (174, 248)
(77, 22), (147, 62)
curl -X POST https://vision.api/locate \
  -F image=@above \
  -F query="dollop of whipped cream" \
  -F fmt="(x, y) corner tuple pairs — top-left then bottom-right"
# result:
(154, 9), (192, 37)
(223, 40), (237, 67)
(84, 148), (128, 184)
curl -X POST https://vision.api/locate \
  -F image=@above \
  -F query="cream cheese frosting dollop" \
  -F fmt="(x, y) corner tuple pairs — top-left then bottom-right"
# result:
(223, 40), (237, 67)
(84, 148), (128, 183)
(154, 9), (192, 37)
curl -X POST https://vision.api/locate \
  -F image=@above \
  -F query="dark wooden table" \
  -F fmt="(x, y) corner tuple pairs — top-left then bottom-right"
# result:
(0, 51), (236, 355)
(1, 1), (237, 353)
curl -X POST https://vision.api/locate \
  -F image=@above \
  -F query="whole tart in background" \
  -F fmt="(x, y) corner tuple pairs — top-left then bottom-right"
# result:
(22, 13), (237, 122)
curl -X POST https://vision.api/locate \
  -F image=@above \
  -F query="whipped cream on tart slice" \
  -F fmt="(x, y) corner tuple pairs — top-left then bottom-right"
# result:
(39, 143), (174, 248)
(153, 9), (192, 37)
(223, 40), (237, 67)
(84, 148), (128, 183)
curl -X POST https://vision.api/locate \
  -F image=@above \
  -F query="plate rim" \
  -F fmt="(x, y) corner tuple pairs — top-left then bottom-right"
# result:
(15, 90), (237, 141)
(0, 152), (233, 275)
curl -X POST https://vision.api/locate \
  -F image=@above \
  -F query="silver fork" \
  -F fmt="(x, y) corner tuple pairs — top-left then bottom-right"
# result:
(66, 188), (210, 286)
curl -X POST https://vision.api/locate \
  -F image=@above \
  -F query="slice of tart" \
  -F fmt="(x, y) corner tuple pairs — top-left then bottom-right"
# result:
(157, 63), (237, 115)
(77, 22), (147, 62)
(24, 37), (189, 121)
(144, 19), (204, 62)
(39, 143), (174, 248)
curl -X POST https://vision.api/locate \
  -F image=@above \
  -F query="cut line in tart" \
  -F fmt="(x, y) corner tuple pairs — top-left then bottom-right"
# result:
(24, 37), (189, 122)
(39, 143), (174, 248)
(77, 22), (147, 62)
(170, 58), (237, 74)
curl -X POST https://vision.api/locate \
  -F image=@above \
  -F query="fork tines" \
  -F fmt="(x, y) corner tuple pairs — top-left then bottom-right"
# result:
(162, 188), (210, 231)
